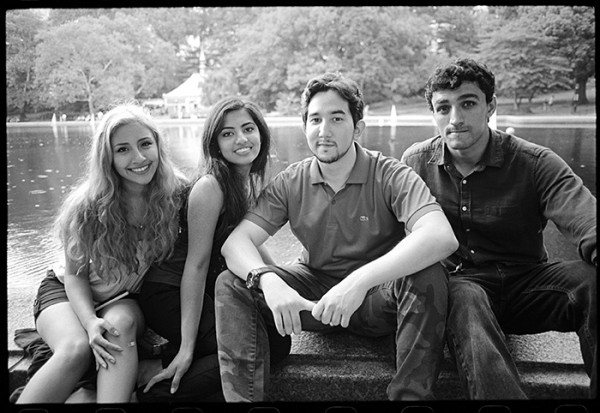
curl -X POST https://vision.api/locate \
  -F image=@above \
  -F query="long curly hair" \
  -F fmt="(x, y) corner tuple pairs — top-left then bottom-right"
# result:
(54, 103), (187, 280)
(199, 97), (272, 243)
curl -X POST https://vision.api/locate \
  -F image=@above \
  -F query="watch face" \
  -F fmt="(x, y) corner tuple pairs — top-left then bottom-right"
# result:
(246, 270), (258, 289)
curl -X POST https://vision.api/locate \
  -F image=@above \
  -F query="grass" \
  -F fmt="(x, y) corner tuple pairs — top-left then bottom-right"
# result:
(367, 82), (596, 118)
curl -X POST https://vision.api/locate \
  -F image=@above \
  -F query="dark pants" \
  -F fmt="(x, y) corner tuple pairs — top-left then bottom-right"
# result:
(215, 262), (448, 401)
(446, 260), (597, 399)
(137, 281), (223, 402)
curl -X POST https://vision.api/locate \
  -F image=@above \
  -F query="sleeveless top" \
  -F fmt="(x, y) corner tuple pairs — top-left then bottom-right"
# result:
(143, 184), (230, 299)
(56, 241), (150, 305)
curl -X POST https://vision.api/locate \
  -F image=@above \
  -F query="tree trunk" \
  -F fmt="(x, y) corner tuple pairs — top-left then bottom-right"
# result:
(88, 98), (95, 123)
(513, 92), (520, 111)
(576, 78), (589, 105)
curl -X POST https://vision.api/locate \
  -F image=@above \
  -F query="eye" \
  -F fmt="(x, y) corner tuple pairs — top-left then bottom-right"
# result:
(333, 117), (344, 122)
(435, 105), (449, 115)
(463, 100), (476, 109)
(141, 140), (154, 148)
(244, 126), (256, 133)
(308, 117), (320, 125)
(115, 146), (128, 153)
(220, 131), (234, 138)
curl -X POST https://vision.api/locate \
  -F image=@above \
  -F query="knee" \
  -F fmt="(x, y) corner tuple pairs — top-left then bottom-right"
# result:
(394, 262), (448, 296)
(448, 278), (491, 319)
(104, 310), (139, 336)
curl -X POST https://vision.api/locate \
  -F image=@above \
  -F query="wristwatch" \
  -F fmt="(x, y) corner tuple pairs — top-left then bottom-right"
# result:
(246, 266), (273, 290)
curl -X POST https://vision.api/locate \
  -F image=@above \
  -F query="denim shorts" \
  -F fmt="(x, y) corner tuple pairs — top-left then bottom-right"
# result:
(33, 269), (68, 321)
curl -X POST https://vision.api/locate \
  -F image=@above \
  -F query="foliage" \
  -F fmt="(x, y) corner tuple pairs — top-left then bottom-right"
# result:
(476, 8), (573, 110)
(222, 7), (432, 111)
(6, 9), (45, 119)
(5, 6), (595, 119)
(34, 16), (140, 116)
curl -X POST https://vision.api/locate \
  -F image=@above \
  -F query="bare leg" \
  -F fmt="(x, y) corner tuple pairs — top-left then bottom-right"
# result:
(96, 299), (145, 403)
(16, 302), (92, 403)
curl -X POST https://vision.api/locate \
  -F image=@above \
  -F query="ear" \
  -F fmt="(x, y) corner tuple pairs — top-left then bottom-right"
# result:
(487, 95), (497, 120)
(353, 119), (366, 139)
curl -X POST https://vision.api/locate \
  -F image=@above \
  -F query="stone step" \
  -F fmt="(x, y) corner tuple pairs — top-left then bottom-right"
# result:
(267, 330), (590, 401)
(8, 330), (590, 402)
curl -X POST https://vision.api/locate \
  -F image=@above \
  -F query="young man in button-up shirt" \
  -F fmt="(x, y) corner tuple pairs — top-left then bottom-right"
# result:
(214, 72), (458, 401)
(402, 58), (597, 399)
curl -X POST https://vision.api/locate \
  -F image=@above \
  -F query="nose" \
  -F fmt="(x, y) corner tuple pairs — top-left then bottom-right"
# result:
(235, 131), (249, 143)
(319, 120), (332, 137)
(132, 147), (146, 163)
(450, 106), (464, 126)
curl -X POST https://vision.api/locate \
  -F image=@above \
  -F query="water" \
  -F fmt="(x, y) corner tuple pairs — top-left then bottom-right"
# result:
(5, 119), (596, 338)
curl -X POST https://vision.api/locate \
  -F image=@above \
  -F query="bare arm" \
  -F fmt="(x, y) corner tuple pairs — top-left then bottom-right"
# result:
(312, 210), (458, 327)
(144, 176), (222, 394)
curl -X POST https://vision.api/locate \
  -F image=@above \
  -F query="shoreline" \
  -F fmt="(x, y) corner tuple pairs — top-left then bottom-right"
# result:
(6, 113), (597, 128)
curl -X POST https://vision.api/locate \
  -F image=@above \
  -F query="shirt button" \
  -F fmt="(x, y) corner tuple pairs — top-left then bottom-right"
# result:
(462, 179), (467, 184)
(470, 250), (475, 254)
(466, 228), (471, 232)
(462, 206), (467, 211)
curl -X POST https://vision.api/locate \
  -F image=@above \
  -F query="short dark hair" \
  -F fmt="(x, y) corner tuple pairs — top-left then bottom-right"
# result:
(301, 72), (364, 127)
(425, 58), (495, 112)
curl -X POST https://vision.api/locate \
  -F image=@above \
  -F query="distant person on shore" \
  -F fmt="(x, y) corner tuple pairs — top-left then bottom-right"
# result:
(402, 57), (597, 399)
(215, 72), (458, 401)
(16, 103), (187, 403)
(135, 97), (285, 402)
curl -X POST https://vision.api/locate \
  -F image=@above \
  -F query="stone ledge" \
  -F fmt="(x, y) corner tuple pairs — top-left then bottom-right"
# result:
(268, 331), (589, 401)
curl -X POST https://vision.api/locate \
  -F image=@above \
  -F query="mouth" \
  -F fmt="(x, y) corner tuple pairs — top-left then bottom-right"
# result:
(447, 128), (468, 134)
(129, 163), (151, 173)
(234, 146), (253, 155)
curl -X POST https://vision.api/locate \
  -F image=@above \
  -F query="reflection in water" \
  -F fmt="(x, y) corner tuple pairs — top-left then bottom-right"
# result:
(6, 121), (596, 332)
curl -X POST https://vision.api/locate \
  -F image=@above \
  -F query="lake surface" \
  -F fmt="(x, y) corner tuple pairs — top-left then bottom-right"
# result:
(6, 119), (596, 338)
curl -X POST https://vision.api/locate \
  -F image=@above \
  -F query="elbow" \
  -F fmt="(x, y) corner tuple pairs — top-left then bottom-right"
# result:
(221, 236), (234, 260)
(442, 230), (459, 258)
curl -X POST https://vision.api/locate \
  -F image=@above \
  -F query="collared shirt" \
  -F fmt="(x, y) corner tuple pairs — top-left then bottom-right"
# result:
(247, 142), (441, 279)
(402, 129), (597, 268)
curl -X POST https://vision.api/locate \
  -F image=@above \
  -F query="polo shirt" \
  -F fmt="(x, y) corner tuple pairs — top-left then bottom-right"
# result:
(246, 142), (442, 279)
(402, 129), (597, 267)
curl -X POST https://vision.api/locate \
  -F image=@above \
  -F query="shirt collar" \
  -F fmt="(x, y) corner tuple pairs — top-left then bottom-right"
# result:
(429, 128), (505, 168)
(309, 141), (369, 185)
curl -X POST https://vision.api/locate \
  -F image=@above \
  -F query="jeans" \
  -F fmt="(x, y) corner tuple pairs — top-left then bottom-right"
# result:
(446, 260), (597, 399)
(214, 262), (448, 401)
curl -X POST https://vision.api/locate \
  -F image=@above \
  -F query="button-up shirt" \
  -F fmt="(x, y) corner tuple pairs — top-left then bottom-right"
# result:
(402, 129), (597, 268)
(247, 142), (441, 279)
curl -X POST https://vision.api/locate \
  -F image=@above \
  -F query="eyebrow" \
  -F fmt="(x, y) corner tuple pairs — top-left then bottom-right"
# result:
(112, 136), (153, 147)
(434, 93), (481, 105)
(308, 109), (347, 118)
(222, 121), (256, 130)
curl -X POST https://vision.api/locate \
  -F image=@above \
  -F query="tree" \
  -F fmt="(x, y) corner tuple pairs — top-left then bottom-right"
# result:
(6, 9), (45, 120)
(35, 16), (141, 118)
(108, 11), (181, 99)
(429, 6), (480, 58)
(525, 6), (595, 105)
(476, 11), (571, 111)
(223, 7), (432, 111)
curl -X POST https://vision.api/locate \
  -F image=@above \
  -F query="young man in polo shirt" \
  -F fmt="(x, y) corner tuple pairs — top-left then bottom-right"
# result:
(214, 72), (458, 401)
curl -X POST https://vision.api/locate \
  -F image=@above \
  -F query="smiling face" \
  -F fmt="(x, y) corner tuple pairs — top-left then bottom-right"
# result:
(217, 109), (261, 173)
(431, 81), (496, 157)
(111, 122), (159, 191)
(304, 90), (361, 164)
